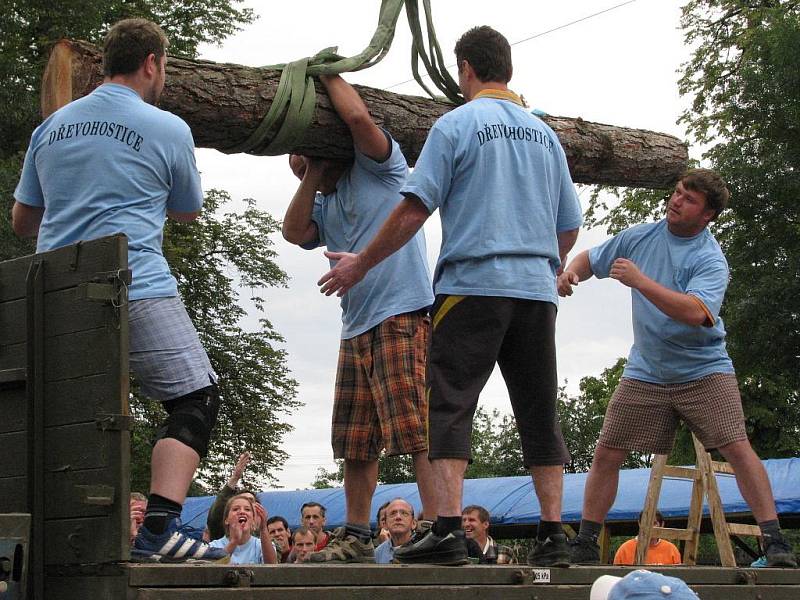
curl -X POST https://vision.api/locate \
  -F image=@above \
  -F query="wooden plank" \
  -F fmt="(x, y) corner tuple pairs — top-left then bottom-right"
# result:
(133, 586), (590, 600)
(126, 564), (800, 586)
(45, 574), (129, 600)
(696, 436), (738, 568)
(711, 461), (736, 475)
(727, 523), (761, 536)
(0, 235), (128, 303)
(683, 443), (707, 566)
(0, 476), (27, 512)
(0, 287), (120, 348)
(0, 421), (119, 478)
(0, 373), (128, 434)
(598, 525), (611, 564)
(0, 327), (121, 382)
(636, 454), (667, 565)
(0, 386), (26, 433)
(663, 465), (700, 480)
(0, 468), (123, 519)
(652, 526), (696, 541)
(46, 516), (127, 565)
(129, 585), (800, 600)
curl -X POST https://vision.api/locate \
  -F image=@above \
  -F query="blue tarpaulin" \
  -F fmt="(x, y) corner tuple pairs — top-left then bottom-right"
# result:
(179, 457), (800, 538)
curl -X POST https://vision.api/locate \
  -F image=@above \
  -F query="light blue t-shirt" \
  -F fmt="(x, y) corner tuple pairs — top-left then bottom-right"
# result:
(14, 83), (203, 300)
(374, 539), (395, 564)
(589, 219), (734, 384)
(401, 96), (583, 304)
(209, 535), (263, 564)
(307, 136), (434, 338)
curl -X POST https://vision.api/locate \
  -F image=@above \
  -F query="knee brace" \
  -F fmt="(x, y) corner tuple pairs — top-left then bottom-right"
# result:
(154, 384), (221, 458)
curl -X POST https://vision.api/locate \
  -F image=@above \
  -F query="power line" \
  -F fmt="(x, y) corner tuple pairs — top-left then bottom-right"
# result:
(386, 0), (642, 91)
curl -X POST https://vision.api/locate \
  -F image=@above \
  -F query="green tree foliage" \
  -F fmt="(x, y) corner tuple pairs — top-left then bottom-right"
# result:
(1, 4), (303, 490)
(584, 1), (800, 458)
(678, 0), (800, 457)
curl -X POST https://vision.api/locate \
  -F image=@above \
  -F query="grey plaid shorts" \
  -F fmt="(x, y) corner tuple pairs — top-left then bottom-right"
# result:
(598, 373), (748, 454)
(129, 297), (217, 401)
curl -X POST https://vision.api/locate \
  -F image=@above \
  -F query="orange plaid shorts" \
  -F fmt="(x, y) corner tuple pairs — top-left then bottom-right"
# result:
(331, 310), (429, 461)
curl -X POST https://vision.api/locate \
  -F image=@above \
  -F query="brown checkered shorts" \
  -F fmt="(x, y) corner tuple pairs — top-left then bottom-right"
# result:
(599, 373), (748, 454)
(331, 310), (429, 461)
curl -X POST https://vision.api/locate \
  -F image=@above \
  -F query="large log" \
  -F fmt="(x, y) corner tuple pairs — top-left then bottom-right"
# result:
(42, 40), (687, 188)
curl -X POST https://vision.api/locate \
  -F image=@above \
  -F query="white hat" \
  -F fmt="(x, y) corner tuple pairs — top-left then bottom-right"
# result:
(591, 575), (623, 600)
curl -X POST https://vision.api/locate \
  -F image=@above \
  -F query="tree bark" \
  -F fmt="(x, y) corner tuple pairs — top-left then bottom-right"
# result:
(43, 40), (687, 189)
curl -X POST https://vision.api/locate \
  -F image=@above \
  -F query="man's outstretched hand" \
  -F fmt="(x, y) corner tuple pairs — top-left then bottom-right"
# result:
(318, 252), (366, 297)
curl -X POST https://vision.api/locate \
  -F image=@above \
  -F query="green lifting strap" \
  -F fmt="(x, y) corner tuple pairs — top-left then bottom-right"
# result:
(222, 0), (463, 157)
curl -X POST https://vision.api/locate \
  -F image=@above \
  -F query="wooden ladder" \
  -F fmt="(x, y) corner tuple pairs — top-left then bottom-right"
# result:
(636, 433), (761, 566)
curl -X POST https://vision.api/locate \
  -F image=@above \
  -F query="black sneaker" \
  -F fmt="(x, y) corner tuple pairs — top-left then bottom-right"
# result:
(568, 535), (600, 565)
(765, 533), (798, 568)
(527, 533), (570, 567)
(393, 529), (469, 566)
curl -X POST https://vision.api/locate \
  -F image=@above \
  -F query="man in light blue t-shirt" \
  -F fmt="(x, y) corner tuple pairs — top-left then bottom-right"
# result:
(318, 26), (582, 567)
(12, 18), (225, 563)
(282, 74), (435, 563)
(559, 169), (796, 568)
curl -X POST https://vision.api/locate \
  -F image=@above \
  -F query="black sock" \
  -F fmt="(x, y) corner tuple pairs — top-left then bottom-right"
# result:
(578, 519), (603, 543)
(759, 519), (781, 542)
(537, 520), (564, 541)
(143, 494), (182, 535)
(345, 522), (372, 543)
(433, 516), (462, 537)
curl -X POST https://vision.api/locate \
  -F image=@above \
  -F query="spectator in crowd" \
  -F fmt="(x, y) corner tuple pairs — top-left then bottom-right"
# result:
(129, 492), (147, 545)
(374, 498), (417, 564)
(301, 502), (330, 550)
(461, 505), (516, 564)
(291, 527), (318, 563)
(209, 494), (277, 564)
(375, 501), (391, 545)
(267, 516), (292, 563)
(207, 451), (254, 540)
(613, 511), (681, 566)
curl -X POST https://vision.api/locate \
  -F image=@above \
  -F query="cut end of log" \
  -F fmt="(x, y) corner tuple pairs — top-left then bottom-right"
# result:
(42, 40), (76, 118)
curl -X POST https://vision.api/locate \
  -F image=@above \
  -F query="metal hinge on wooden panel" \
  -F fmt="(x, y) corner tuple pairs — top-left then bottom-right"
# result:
(76, 282), (117, 302)
(95, 413), (133, 431)
(76, 269), (132, 304)
(224, 569), (255, 587)
(74, 484), (115, 506)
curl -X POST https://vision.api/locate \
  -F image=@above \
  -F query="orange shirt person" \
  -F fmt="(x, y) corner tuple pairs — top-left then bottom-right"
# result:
(613, 512), (682, 565)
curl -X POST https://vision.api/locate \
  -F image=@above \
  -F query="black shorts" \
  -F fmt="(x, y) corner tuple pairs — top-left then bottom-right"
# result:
(427, 295), (570, 467)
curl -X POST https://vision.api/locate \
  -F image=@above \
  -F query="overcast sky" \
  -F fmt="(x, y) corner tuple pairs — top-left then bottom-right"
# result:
(192, 0), (697, 489)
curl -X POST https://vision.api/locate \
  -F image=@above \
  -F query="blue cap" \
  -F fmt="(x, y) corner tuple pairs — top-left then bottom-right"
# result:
(608, 570), (699, 600)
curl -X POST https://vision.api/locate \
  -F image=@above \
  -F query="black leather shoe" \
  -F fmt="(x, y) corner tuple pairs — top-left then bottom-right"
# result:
(567, 535), (600, 565)
(393, 529), (469, 566)
(765, 532), (798, 568)
(527, 533), (570, 567)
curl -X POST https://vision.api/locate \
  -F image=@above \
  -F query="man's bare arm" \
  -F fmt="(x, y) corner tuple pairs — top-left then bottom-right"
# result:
(611, 258), (710, 326)
(557, 227), (579, 271)
(557, 250), (594, 297)
(11, 201), (44, 237)
(320, 74), (389, 162)
(318, 195), (430, 296)
(282, 159), (323, 246)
